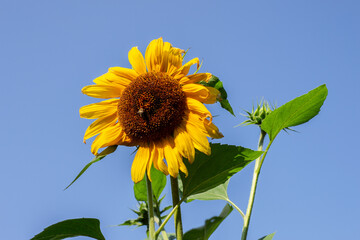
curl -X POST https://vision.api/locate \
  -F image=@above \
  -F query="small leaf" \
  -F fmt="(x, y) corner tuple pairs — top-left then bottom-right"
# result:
(134, 166), (167, 201)
(259, 232), (276, 240)
(181, 144), (262, 199)
(187, 179), (230, 201)
(31, 218), (105, 240)
(183, 204), (233, 240)
(65, 146), (117, 190)
(261, 85), (328, 141)
(199, 75), (234, 115)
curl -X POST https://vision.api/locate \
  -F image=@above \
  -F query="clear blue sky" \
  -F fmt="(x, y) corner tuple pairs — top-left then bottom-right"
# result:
(1, 1), (359, 239)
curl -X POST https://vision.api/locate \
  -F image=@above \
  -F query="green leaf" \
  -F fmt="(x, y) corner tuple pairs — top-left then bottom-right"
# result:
(134, 166), (167, 201)
(261, 85), (328, 141)
(65, 146), (117, 190)
(187, 179), (230, 201)
(259, 232), (276, 240)
(180, 143), (262, 199)
(31, 218), (105, 240)
(183, 204), (233, 240)
(199, 75), (234, 115)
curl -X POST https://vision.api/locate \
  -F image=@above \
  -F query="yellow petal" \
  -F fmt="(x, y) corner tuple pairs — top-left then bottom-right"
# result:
(153, 141), (169, 175)
(109, 67), (138, 81)
(82, 85), (122, 98)
(204, 118), (223, 139)
(204, 87), (220, 104)
(186, 98), (212, 119)
(163, 138), (181, 178)
(131, 146), (150, 183)
(146, 144), (156, 181)
(91, 123), (124, 155)
(174, 125), (195, 163)
(128, 47), (147, 75)
(173, 58), (199, 78)
(185, 115), (211, 155)
(145, 38), (163, 72)
(166, 47), (184, 75)
(93, 72), (131, 87)
(179, 73), (212, 84)
(160, 41), (172, 72)
(183, 84), (210, 103)
(83, 113), (118, 141)
(79, 99), (118, 119)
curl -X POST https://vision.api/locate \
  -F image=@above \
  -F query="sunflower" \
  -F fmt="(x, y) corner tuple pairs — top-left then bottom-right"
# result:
(80, 38), (223, 183)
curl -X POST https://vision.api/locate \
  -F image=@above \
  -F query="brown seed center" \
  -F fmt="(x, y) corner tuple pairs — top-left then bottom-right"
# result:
(118, 72), (187, 142)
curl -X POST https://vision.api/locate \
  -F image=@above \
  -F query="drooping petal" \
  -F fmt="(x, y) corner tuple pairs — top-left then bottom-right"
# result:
(109, 67), (138, 81)
(174, 124), (195, 163)
(186, 98), (212, 119)
(153, 141), (169, 175)
(128, 47), (147, 75)
(182, 84), (210, 103)
(82, 85), (122, 98)
(79, 99), (118, 119)
(204, 118), (223, 139)
(83, 113), (118, 142)
(91, 123), (124, 155)
(185, 114), (211, 155)
(203, 87), (220, 104)
(131, 145), (151, 183)
(179, 73), (212, 84)
(173, 58), (199, 78)
(163, 138), (181, 178)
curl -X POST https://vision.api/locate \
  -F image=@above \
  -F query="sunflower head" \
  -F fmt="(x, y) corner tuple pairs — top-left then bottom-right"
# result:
(80, 38), (223, 183)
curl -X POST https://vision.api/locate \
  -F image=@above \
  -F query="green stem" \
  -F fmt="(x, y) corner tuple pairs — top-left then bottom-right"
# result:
(170, 176), (183, 240)
(226, 199), (245, 219)
(241, 129), (267, 240)
(146, 174), (156, 240)
(155, 203), (181, 238)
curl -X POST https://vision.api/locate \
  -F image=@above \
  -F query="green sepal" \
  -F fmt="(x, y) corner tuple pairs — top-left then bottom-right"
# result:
(134, 165), (167, 201)
(261, 84), (328, 141)
(199, 75), (235, 116)
(65, 146), (117, 190)
(183, 204), (233, 240)
(31, 218), (105, 240)
(180, 143), (262, 200)
(259, 232), (276, 240)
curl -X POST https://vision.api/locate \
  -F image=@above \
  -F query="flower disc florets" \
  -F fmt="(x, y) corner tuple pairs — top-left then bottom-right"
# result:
(118, 72), (187, 142)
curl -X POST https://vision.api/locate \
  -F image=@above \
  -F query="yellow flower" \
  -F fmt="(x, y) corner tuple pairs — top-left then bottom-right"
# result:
(80, 38), (223, 183)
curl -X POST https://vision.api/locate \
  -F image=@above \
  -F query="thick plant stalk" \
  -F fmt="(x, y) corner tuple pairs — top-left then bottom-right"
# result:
(241, 129), (266, 240)
(170, 176), (183, 240)
(146, 174), (156, 240)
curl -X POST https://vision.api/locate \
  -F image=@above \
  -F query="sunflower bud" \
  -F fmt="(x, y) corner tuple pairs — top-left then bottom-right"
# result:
(239, 100), (273, 126)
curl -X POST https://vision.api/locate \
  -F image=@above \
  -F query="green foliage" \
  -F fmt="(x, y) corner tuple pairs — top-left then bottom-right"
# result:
(180, 143), (262, 199)
(119, 202), (149, 228)
(183, 204), (233, 240)
(65, 146), (117, 190)
(31, 218), (105, 240)
(134, 166), (167, 201)
(261, 85), (328, 141)
(258, 232), (276, 240)
(188, 179), (230, 201)
(199, 75), (234, 115)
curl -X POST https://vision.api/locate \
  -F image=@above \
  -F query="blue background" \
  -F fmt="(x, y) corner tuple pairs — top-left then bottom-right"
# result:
(1, 0), (359, 239)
